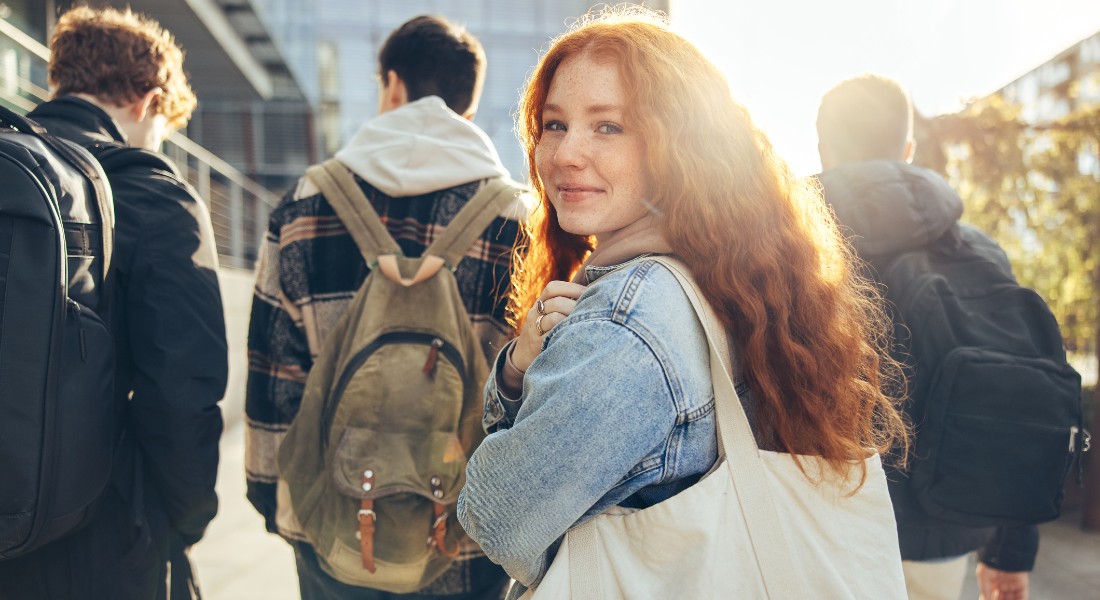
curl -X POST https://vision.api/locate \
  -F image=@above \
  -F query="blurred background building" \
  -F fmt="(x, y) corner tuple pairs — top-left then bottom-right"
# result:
(1, 0), (302, 268)
(251, 0), (670, 181)
(998, 28), (1100, 181)
(0, 0), (669, 268)
(999, 29), (1100, 126)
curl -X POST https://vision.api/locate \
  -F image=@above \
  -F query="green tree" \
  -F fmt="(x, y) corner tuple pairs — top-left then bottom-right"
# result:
(1033, 105), (1100, 529)
(917, 96), (1100, 529)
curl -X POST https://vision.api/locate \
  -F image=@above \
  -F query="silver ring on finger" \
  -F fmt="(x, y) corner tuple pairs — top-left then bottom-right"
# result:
(535, 313), (549, 336)
(536, 298), (546, 316)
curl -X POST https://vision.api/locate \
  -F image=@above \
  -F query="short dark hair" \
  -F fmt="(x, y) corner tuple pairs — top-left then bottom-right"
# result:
(817, 74), (912, 165)
(378, 15), (486, 116)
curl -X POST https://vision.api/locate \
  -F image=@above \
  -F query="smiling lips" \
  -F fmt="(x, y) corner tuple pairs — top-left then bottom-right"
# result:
(556, 184), (604, 202)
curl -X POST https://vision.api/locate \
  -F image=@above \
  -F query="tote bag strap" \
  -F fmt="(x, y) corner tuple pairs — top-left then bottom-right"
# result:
(565, 256), (806, 599)
(566, 521), (602, 600)
(651, 257), (805, 598)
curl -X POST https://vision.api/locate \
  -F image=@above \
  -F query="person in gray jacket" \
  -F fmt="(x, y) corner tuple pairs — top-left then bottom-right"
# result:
(816, 73), (1035, 600)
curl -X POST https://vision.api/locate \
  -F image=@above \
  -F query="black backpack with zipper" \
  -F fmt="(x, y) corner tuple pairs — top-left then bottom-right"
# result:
(0, 104), (119, 559)
(875, 226), (1088, 527)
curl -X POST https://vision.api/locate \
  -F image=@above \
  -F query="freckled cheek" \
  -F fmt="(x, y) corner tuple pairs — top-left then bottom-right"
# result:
(534, 141), (556, 179)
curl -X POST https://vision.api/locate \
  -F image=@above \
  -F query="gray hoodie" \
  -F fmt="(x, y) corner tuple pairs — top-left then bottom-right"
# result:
(334, 96), (510, 197)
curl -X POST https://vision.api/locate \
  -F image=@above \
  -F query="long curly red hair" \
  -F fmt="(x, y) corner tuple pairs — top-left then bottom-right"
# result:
(510, 6), (907, 482)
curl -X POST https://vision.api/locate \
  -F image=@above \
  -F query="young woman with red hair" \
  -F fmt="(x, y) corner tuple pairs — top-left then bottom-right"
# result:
(458, 6), (908, 597)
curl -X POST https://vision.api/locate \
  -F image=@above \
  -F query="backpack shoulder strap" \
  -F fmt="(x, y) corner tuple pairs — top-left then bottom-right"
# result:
(425, 178), (523, 268)
(305, 158), (401, 266)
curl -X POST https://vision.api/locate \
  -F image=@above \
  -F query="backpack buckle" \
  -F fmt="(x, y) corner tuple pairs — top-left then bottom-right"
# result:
(428, 501), (460, 558)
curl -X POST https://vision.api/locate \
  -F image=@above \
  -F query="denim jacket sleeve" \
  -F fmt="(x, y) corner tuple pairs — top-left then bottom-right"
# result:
(458, 316), (678, 588)
(481, 341), (526, 432)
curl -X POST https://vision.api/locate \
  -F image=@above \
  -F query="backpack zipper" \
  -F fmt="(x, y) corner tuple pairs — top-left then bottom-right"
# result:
(1070, 425), (1092, 454)
(323, 332), (466, 448)
(67, 299), (87, 361)
(423, 338), (444, 377)
(1071, 425), (1092, 484)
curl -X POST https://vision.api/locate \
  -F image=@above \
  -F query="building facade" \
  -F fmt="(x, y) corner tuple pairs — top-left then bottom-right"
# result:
(0, 0), (300, 267)
(1, 1), (673, 263)
(999, 30), (1100, 126)
(253, 0), (670, 180)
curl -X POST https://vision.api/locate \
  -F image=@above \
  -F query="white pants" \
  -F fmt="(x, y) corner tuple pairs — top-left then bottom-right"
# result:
(902, 555), (970, 600)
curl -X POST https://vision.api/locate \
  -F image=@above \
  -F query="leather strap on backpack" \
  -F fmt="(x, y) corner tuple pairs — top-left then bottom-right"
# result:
(358, 471), (377, 573)
(429, 502), (460, 558)
(306, 159), (522, 286)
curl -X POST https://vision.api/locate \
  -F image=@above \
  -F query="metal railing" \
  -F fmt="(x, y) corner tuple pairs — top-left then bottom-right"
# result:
(0, 17), (277, 269)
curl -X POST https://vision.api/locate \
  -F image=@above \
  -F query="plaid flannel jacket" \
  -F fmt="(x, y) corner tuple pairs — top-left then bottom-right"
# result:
(244, 173), (524, 590)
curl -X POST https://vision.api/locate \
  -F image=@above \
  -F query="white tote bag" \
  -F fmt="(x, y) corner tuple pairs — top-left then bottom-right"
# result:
(524, 258), (906, 600)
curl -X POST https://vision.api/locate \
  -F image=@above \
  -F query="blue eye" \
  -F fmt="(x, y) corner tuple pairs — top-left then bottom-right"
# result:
(597, 122), (623, 134)
(544, 120), (566, 132)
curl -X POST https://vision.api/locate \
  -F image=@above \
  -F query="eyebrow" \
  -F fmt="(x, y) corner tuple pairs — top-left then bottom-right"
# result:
(543, 103), (623, 115)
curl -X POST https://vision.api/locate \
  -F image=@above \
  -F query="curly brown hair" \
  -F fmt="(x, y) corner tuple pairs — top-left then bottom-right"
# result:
(512, 6), (908, 486)
(48, 6), (196, 129)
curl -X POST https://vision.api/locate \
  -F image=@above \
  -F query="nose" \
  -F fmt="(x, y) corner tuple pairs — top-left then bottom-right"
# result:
(552, 130), (587, 170)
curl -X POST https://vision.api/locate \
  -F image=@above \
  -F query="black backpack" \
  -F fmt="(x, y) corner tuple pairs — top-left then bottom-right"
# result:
(875, 227), (1088, 527)
(0, 105), (119, 559)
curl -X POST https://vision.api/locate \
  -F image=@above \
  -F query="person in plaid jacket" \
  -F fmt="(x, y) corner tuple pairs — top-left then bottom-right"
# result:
(244, 15), (526, 600)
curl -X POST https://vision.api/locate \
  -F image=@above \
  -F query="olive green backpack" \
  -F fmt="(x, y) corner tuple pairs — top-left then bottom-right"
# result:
(277, 159), (521, 592)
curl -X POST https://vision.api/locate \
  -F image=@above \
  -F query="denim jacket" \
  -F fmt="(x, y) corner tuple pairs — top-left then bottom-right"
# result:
(457, 257), (729, 589)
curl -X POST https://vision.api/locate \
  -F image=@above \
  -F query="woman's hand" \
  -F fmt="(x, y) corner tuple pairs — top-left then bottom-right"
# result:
(511, 281), (586, 372)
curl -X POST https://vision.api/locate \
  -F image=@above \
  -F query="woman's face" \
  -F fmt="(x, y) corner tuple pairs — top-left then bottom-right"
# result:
(534, 53), (652, 245)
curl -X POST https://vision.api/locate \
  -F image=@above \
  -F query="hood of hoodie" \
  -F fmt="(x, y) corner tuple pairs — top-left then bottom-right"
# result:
(818, 160), (964, 258)
(334, 96), (509, 197)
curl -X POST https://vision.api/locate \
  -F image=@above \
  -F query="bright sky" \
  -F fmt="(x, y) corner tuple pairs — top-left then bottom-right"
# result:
(673, 0), (1100, 176)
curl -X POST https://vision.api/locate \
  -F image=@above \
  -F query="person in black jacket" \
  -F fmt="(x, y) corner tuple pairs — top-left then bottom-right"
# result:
(816, 74), (1035, 600)
(0, 6), (227, 599)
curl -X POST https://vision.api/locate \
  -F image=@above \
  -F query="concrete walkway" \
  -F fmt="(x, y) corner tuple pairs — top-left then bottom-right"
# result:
(963, 509), (1100, 599)
(190, 267), (298, 598)
(191, 424), (298, 599)
(192, 420), (1100, 600)
(198, 268), (1100, 599)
